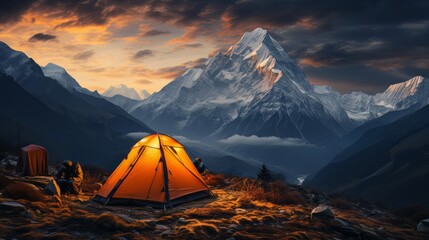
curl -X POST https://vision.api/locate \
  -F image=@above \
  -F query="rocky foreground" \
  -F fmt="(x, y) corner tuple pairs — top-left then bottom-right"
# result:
(0, 155), (428, 240)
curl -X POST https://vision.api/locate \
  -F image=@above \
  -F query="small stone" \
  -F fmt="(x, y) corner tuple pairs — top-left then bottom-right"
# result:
(417, 219), (429, 233)
(177, 217), (186, 224)
(35, 210), (42, 215)
(227, 229), (234, 234)
(334, 218), (349, 227)
(228, 224), (238, 229)
(0, 202), (26, 213)
(311, 205), (334, 220)
(155, 224), (170, 231)
(160, 230), (173, 236)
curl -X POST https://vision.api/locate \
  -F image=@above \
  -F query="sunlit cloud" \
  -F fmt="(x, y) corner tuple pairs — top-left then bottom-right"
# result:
(72, 50), (95, 61)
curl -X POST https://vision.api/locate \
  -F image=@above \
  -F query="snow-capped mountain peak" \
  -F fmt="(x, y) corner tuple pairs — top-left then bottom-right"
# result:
(41, 62), (81, 90)
(103, 84), (142, 100)
(131, 27), (352, 144)
(375, 76), (428, 110)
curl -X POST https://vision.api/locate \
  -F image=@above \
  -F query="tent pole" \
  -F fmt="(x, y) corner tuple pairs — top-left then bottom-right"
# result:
(158, 134), (173, 209)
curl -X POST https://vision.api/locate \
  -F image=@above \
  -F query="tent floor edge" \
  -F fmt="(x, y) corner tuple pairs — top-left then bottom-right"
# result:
(92, 190), (211, 209)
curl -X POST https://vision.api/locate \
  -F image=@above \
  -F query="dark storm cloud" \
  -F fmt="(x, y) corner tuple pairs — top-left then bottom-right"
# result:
(72, 50), (94, 60)
(0, 0), (35, 25)
(141, 29), (171, 37)
(2, 0), (429, 92)
(132, 49), (154, 60)
(28, 33), (57, 42)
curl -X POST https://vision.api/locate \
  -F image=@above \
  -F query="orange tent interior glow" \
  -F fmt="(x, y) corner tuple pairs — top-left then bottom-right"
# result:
(94, 134), (210, 208)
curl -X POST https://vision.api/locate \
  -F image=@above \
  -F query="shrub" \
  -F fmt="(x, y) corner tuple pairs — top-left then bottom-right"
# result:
(265, 181), (306, 205)
(2, 182), (45, 201)
(203, 173), (226, 187)
(80, 164), (108, 193)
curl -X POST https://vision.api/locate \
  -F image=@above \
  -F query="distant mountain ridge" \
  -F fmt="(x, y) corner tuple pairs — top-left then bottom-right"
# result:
(0, 41), (153, 168)
(315, 76), (429, 123)
(305, 104), (429, 208)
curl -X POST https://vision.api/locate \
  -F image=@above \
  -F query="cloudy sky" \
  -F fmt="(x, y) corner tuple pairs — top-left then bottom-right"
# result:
(1, 0), (428, 94)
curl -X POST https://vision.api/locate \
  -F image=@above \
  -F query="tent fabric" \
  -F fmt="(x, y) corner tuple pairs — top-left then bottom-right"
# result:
(44, 179), (61, 197)
(94, 133), (210, 208)
(18, 144), (49, 176)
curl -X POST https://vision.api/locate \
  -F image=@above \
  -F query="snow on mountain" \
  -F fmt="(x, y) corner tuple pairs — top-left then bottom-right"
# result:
(131, 28), (353, 145)
(374, 76), (429, 110)
(103, 84), (142, 100)
(314, 76), (429, 123)
(42, 63), (81, 90)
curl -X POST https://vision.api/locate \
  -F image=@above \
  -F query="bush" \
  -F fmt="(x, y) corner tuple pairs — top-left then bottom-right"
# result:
(265, 181), (306, 205)
(203, 173), (226, 187)
(2, 182), (46, 201)
(81, 164), (108, 193)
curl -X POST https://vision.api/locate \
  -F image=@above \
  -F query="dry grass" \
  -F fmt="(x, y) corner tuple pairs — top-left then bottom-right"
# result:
(229, 179), (306, 205)
(2, 182), (46, 201)
(80, 165), (108, 193)
(203, 173), (226, 187)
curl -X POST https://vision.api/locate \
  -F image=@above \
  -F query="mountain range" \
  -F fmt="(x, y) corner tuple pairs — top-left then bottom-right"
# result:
(131, 28), (429, 148)
(0, 41), (153, 168)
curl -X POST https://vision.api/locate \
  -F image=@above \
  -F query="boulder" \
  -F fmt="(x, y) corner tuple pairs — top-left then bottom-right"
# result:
(417, 219), (429, 233)
(311, 205), (334, 220)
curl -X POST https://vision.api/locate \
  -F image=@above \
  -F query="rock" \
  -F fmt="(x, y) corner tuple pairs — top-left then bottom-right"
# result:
(155, 224), (170, 231)
(228, 224), (238, 229)
(35, 209), (42, 215)
(311, 205), (334, 220)
(177, 217), (186, 224)
(160, 230), (173, 236)
(417, 219), (429, 233)
(235, 208), (246, 213)
(0, 202), (26, 213)
(117, 214), (136, 223)
(334, 218), (349, 227)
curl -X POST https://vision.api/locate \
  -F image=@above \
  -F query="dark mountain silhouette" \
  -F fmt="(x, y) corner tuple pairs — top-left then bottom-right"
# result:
(305, 104), (429, 208)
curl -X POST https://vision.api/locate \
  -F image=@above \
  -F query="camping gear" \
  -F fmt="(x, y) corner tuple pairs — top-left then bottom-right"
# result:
(44, 179), (61, 197)
(94, 133), (211, 208)
(17, 144), (49, 176)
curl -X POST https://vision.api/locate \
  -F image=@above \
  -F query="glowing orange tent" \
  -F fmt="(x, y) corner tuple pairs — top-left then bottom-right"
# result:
(94, 134), (210, 208)
(17, 144), (49, 176)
